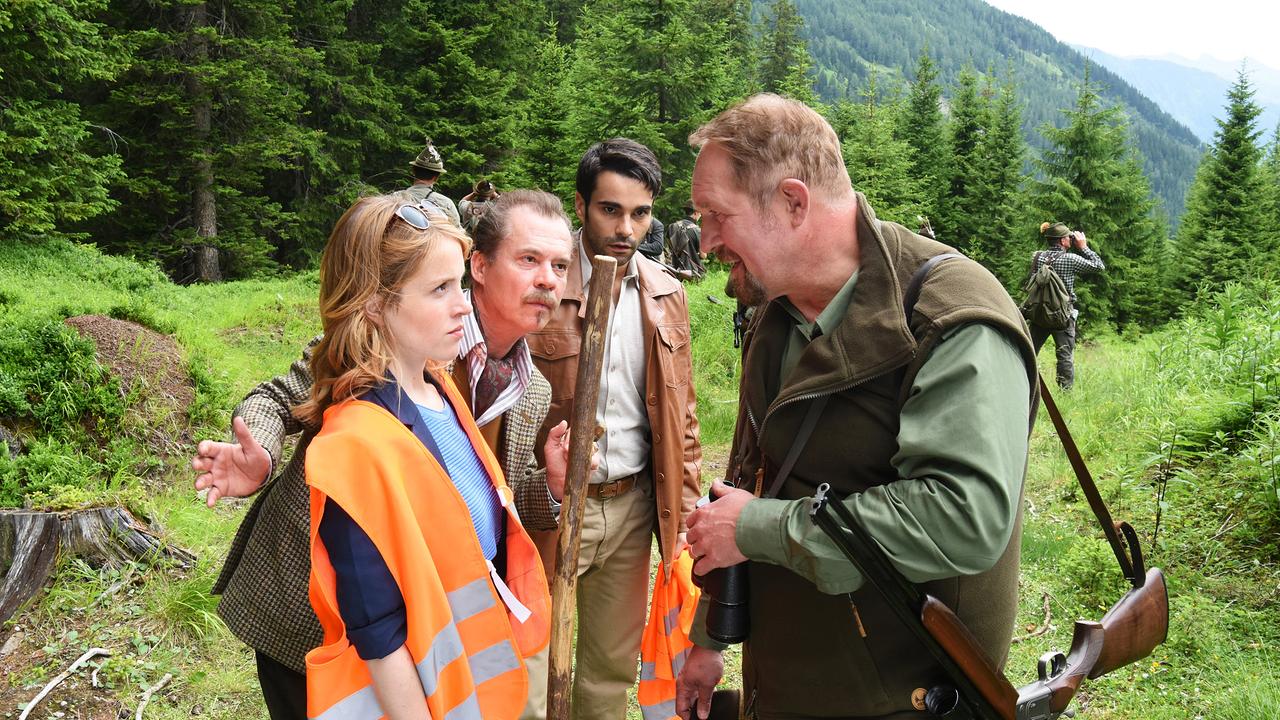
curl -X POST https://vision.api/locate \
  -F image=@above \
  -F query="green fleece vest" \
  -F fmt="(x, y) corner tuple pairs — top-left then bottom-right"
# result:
(732, 195), (1038, 718)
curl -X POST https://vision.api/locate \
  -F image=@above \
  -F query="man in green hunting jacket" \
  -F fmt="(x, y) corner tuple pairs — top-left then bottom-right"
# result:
(676, 94), (1039, 720)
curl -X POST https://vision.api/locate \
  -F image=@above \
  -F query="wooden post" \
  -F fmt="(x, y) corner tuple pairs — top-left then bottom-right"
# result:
(546, 255), (617, 720)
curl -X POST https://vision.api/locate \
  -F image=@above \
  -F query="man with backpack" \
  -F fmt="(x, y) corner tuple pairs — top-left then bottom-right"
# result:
(666, 201), (707, 279)
(1023, 221), (1105, 390)
(459, 179), (500, 235)
(405, 138), (461, 226)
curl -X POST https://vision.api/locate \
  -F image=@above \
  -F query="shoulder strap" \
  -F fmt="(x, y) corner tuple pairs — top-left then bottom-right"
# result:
(903, 252), (965, 321)
(763, 395), (829, 498)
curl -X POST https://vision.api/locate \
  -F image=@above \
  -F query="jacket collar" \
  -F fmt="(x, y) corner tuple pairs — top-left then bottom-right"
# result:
(750, 193), (919, 411)
(359, 371), (448, 463)
(565, 233), (682, 318)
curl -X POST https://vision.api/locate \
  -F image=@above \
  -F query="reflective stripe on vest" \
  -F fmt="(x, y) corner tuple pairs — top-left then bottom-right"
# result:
(305, 372), (550, 720)
(638, 550), (699, 720)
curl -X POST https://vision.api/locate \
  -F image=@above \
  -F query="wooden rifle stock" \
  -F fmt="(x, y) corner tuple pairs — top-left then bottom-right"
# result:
(1091, 567), (1169, 678)
(813, 486), (1169, 720)
(1020, 567), (1167, 716)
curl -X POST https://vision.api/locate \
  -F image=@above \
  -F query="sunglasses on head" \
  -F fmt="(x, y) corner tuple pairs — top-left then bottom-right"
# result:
(394, 203), (435, 230)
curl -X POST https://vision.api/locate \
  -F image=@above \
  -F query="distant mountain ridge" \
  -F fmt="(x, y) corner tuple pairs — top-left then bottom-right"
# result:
(793, 0), (1204, 221)
(1077, 47), (1280, 143)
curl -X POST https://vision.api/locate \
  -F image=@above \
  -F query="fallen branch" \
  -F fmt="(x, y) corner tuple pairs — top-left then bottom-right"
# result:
(1011, 592), (1053, 644)
(19, 647), (112, 720)
(91, 659), (107, 688)
(136, 672), (174, 720)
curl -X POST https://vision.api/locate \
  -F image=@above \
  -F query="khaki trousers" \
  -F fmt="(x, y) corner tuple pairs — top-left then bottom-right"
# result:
(522, 482), (656, 720)
(573, 484), (654, 719)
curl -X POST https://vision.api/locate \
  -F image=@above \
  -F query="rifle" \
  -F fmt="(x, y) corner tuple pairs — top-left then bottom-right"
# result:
(810, 485), (1167, 720)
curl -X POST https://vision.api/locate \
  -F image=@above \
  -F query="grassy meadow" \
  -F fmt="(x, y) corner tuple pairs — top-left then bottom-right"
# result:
(1, 238), (1277, 718)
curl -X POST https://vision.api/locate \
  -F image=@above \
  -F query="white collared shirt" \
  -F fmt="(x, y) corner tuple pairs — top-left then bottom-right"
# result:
(578, 240), (651, 483)
(459, 289), (534, 428)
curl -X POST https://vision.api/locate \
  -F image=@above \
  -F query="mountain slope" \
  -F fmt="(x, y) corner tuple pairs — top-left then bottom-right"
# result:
(1081, 49), (1280, 143)
(795, 0), (1204, 220)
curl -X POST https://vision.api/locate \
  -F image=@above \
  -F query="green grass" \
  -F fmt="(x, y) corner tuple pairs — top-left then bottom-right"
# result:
(3, 239), (1278, 719)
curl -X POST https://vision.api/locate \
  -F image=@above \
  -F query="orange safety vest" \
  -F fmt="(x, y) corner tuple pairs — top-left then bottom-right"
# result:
(304, 374), (550, 720)
(638, 550), (700, 720)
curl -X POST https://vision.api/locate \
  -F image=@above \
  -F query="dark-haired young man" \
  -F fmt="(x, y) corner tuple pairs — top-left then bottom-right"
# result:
(191, 190), (574, 720)
(405, 138), (461, 226)
(526, 138), (703, 719)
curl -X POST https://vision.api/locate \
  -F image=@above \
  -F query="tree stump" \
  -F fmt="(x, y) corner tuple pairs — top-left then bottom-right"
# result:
(0, 508), (194, 624)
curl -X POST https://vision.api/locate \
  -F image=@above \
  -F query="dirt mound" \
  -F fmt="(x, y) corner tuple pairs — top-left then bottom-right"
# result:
(64, 315), (195, 457)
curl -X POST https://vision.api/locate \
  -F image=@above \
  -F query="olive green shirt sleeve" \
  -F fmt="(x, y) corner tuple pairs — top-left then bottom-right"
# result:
(733, 323), (1030, 595)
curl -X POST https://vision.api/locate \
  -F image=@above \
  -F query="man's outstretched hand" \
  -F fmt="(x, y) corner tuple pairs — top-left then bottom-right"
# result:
(192, 416), (271, 506)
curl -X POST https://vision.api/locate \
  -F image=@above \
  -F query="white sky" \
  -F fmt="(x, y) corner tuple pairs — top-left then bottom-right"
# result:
(983, 0), (1280, 72)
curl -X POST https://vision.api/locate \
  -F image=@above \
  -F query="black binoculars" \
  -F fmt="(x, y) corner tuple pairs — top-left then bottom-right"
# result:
(692, 484), (750, 644)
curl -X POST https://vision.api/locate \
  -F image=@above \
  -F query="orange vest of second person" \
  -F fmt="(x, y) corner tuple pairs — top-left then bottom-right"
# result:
(304, 375), (551, 720)
(638, 550), (699, 720)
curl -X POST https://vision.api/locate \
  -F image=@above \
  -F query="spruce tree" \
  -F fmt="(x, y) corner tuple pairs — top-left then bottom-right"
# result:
(757, 0), (816, 105)
(262, 0), (412, 266)
(839, 78), (922, 225)
(970, 72), (1027, 283)
(1260, 122), (1280, 267)
(896, 51), (949, 227)
(508, 25), (575, 193)
(561, 0), (735, 213)
(387, 0), (542, 196)
(938, 67), (989, 256)
(95, 0), (321, 279)
(0, 0), (127, 239)
(1175, 69), (1267, 299)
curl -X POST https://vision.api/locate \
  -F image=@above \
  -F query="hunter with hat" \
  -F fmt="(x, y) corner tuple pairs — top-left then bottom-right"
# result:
(407, 138), (462, 226)
(1026, 221), (1105, 390)
(459, 179), (501, 235)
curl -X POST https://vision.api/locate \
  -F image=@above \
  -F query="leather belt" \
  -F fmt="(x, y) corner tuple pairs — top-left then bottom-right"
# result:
(586, 474), (639, 499)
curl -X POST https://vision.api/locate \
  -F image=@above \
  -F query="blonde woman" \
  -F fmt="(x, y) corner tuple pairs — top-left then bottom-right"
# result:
(296, 195), (552, 720)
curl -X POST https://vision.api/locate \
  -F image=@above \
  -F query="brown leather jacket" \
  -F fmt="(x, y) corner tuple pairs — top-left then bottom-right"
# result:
(527, 251), (702, 565)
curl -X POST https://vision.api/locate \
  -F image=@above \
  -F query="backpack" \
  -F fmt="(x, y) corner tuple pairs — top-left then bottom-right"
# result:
(666, 219), (705, 278)
(1021, 251), (1072, 330)
(461, 199), (490, 234)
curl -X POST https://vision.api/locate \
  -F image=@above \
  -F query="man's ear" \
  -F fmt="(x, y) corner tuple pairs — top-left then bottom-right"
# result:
(470, 250), (489, 286)
(777, 178), (810, 228)
(574, 192), (587, 224)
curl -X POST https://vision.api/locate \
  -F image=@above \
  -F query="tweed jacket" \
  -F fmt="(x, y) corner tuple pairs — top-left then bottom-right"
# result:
(212, 336), (555, 673)
(527, 249), (703, 567)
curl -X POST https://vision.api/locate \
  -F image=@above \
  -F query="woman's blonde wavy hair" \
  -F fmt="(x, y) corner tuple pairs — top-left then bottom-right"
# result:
(293, 193), (471, 427)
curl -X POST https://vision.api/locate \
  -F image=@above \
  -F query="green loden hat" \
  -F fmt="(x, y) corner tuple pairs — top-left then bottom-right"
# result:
(1042, 222), (1070, 239)
(410, 139), (446, 174)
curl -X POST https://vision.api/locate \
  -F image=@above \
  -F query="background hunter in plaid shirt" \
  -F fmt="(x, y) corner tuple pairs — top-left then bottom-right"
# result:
(1030, 246), (1105, 302)
(212, 335), (557, 673)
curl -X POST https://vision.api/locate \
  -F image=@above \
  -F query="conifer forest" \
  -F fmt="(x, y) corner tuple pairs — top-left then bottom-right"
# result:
(2, 0), (1279, 718)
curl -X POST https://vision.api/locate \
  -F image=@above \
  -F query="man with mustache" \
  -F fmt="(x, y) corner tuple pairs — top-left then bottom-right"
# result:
(191, 190), (576, 720)
(524, 138), (703, 719)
